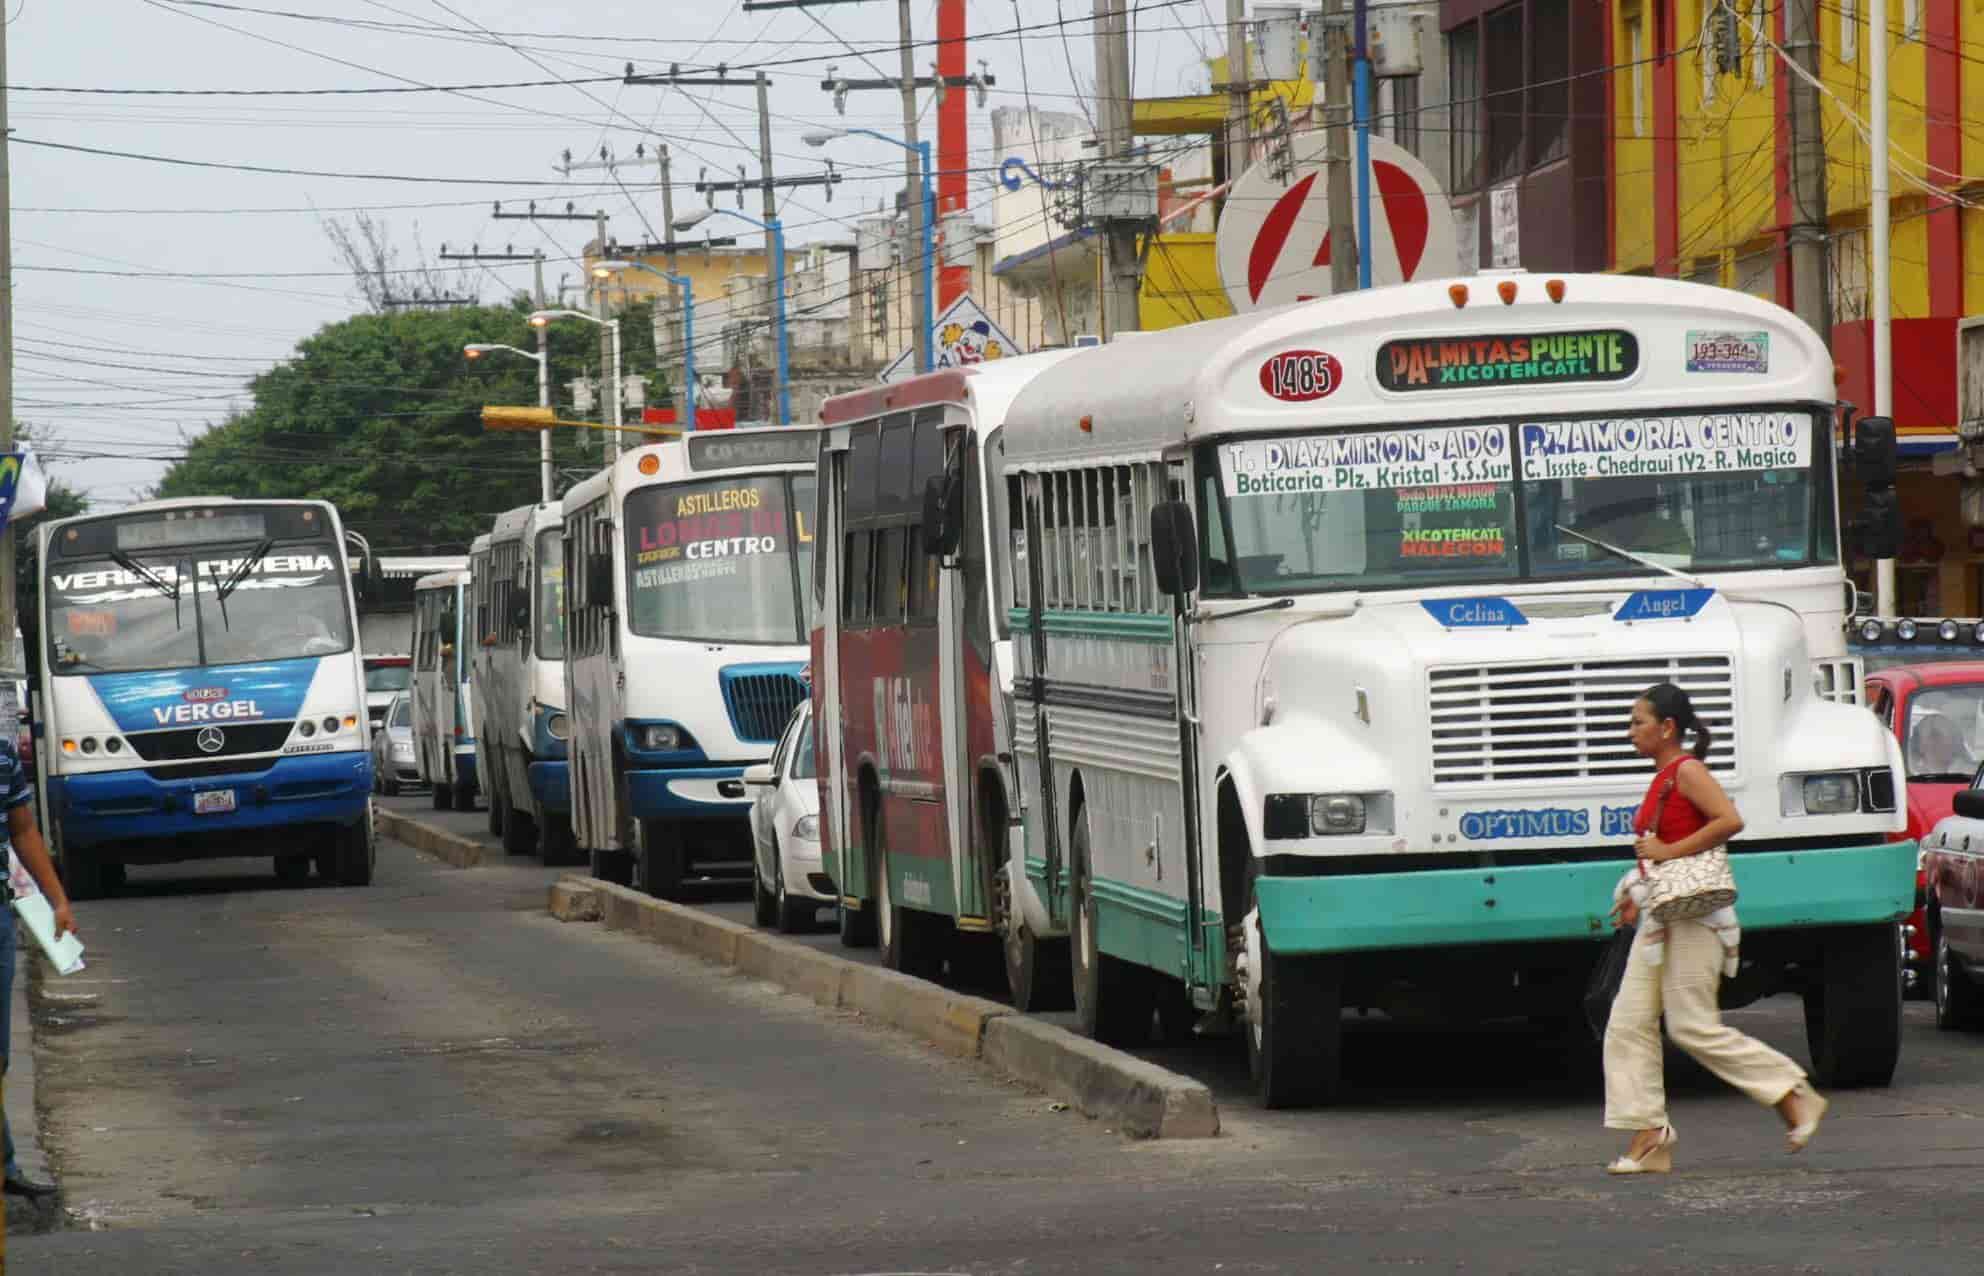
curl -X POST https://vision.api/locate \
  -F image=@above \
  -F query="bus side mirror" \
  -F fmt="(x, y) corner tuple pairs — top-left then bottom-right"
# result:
(1150, 500), (1199, 597)
(921, 470), (963, 558)
(1849, 487), (1903, 559)
(1953, 788), (1984, 820)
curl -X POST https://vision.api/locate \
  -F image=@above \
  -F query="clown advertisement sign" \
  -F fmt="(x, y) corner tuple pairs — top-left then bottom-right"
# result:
(880, 294), (1026, 383)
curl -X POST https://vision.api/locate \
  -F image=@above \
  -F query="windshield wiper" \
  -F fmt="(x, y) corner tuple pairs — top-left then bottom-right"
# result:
(213, 537), (273, 631)
(1553, 524), (1709, 590)
(109, 549), (183, 630)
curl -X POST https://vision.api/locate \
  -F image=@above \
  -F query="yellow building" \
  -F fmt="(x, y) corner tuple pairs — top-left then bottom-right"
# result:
(1605, 0), (1981, 612)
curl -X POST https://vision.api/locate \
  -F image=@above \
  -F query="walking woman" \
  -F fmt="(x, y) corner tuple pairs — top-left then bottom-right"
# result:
(1603, 682), (1828, 1174)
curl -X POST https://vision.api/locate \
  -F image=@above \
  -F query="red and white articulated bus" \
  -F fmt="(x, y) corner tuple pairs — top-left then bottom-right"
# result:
(810, 352), (1079, 1005)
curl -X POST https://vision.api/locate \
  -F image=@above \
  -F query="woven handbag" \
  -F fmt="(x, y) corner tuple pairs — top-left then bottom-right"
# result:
(1641, 771), (1738, 923)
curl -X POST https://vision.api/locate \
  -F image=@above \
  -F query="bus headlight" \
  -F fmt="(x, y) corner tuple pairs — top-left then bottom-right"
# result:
(640, 724), (683, 750)
(1264, 792), (1396, 838)
(79, 737), (98, 755)
(792, 814), (820, 842)
(547, 713), (570, 741)
(1780, 771), (1863, 816)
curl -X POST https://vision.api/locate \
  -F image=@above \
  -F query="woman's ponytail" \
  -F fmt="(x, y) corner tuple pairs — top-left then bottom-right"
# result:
(1641, 681), (1711, 761)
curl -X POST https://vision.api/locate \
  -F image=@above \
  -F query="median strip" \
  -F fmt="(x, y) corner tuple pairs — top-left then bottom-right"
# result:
(550, 875), (1219, 1139)
(376, 808), (483, 869)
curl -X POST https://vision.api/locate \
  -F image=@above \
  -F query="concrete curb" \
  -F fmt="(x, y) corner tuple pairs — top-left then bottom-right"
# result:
(377, 808), (483, 869)
(9, 951), (63, 1232)
(556, 875), (1218, 1139)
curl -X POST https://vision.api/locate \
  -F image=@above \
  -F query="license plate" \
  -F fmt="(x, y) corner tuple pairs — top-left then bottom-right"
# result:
(193, 789), (237, 815)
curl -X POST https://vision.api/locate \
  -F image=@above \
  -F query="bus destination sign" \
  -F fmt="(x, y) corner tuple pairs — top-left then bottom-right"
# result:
(685, 431), (817, 473)
(1376, 329), (1639, 393)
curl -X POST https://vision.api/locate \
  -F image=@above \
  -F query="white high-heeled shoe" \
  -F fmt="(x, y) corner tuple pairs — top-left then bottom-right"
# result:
(1606, 1125), (1676, 1175)
(1785, 1083), (1828, 1153)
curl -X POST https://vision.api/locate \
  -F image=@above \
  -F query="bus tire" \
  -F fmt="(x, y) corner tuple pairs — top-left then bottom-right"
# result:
(538, 815), (577, 866)
(1245, 859), (1343, 1108)
(61, 849), (107, 902)
(273, 855), (310, 885)
(432, 781), (454, 812)
(486, 794), (504, 838)
(837, 784), (880, 949)
(636, 819), (685, 900)
(1803, 922), (1902, 1088)
(501, 804), (537, 856)
(1070, 801), (1156, 1047)
(333, 815), (375, 888)
(589, 846), (633, 888)
(1005, 921), (1073, 1013)
(875, 801), (943, 980)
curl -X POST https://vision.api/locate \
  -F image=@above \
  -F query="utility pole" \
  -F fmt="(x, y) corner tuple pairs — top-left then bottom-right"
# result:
(0, 12), (16, 665)
(1867, 0), (1894, 617)
(1323, 2), (1357, 295)
(1225, 0), (1250, 196)
(592, 209), (623, 460)
(1095, 0), (1140, 339)
(658, 146), (688, 421)
(1784, 0), (1830, 350)
(897, 0), (932, 372)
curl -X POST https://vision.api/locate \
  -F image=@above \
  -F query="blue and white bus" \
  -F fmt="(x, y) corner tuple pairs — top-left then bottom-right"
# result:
(412, 567), (478, 810)
(29, 498), (376, 895)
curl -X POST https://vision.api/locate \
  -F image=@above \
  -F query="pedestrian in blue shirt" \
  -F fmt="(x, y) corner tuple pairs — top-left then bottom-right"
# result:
(0, 736), (76, 1200)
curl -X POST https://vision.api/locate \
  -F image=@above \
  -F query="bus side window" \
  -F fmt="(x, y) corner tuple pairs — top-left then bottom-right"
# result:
(1006, 474), (1031, 610)
(844, 530), (873, 625)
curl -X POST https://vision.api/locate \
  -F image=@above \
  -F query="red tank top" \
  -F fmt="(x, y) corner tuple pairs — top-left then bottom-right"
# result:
(1634, 757), (1707, 842)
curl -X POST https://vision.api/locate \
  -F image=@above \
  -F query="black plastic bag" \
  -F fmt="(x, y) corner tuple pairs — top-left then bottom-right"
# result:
(1584, 926), (1636, 1040)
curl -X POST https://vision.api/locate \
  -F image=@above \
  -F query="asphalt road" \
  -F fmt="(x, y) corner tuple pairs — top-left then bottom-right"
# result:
(8, 796), (1984, 1273)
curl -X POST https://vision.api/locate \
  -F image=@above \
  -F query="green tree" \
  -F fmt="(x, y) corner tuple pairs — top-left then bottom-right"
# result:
(155, 297), (664, 555)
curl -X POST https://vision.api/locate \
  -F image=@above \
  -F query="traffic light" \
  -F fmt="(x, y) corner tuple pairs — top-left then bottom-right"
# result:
(1853, 415), (1897, 485)
(480, 406), (556, 432)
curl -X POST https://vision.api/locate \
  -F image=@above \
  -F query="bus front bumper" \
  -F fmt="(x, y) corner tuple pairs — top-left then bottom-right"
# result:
(50, 752), (372, 850)
(527, 760), (571, 815)
(625, 766), (751, 821)
(1253, 841), (1919, 956)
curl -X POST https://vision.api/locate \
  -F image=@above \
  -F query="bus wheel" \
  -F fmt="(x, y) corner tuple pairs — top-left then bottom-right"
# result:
(333, 815), (376, 888)
(501, 804), (537, 857)
(636, 820), (685, 900)
(538, 815), (577, 867)
(837, 789), (880, 949)
(876, 806), (942, 979)
(1005, 922), (1074, 1013)
(486, 794), (504, 838)
(273, 855), (311, 886)
(1243, 859), (1342, 1108)
(588, 846), (633, 887)
(431, 781), (454, 812)
(1070, 803), (1156, 1046)
(61, 849), (107, 902)
(1804, 923), (1902, 1087)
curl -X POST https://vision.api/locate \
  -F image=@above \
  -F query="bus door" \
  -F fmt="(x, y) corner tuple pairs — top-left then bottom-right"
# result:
(1165, 457), (1212, 1002)
(1018, 471), (1065, 928)
(929, 415), (988, 924)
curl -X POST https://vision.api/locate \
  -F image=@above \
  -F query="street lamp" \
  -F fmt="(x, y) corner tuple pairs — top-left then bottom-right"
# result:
(805, 127), (935, 375)
(593, 259), (697, 432)
(673, 206), (791, 427)
(464, 342), (553, 503)
(529, 308), (625, 458)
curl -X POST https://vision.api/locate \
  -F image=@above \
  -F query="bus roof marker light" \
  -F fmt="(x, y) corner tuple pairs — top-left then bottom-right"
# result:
(1448, 284), (1468, 308)
(1544, 278), (1566, 303)
(1896, 618), (1919, 641)
(1939, 619), (1961, 642)
(1078, 415), (1093, 433)
(638, 454), (660, 476)
(1497, 280), (1518, 305)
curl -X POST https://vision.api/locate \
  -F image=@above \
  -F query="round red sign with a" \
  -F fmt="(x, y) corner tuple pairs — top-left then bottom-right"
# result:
(1259, 349), (1343, 402)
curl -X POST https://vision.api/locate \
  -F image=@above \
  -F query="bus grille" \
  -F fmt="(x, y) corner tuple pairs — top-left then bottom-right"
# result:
(720, 666), (807, 744)
(1427, 656), (1736, 786)
(127, 722), (296, 762)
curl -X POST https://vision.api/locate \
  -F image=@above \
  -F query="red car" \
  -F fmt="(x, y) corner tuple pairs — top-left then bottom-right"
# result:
(1864, 657), (1984, 996)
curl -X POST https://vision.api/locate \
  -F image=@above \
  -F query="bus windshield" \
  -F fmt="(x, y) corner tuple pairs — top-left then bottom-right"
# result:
(536, 528), (566, 659)
(622, 473), (816, 644)
(1205, 409), (1832, 596)
(47, 539), (354, 673)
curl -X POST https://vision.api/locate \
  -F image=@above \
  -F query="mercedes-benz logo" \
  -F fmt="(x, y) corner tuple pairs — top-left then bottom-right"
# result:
(196, 726), (226, 755)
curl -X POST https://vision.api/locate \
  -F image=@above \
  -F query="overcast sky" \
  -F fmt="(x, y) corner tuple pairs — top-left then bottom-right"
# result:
(8, 0), (1216, 512)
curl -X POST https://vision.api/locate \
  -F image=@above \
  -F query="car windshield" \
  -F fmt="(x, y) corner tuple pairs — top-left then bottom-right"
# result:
(46, 540), (353, 673)
(1904, 686), (1984, 781)
(789, 713), (816, 780)
(622, 474), (816, 644)
(366, 665), (411, 693)
(1203, 410), (1832, 596)
(389, 697), (410, 728)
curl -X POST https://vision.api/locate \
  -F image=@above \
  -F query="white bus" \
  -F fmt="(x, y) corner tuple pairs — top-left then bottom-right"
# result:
(562, 428), (817, 897)
(998, 272), (1916, 1106)
(29, 498), (376, 894)
(468, 503), (577, 861)
(411, 568), (478, 810)
(811, 351), (1079, 999)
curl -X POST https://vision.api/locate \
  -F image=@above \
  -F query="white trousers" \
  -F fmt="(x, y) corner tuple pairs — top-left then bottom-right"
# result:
(1603, 917), (1806, 1130)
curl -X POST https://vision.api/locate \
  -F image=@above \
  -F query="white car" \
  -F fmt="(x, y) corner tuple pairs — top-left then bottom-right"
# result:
(370, 693), (422, 796)
(745, 701), (833, 933)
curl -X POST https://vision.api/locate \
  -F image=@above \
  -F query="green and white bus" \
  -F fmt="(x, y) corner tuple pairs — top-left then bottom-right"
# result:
(997, 272), (1916, 1106)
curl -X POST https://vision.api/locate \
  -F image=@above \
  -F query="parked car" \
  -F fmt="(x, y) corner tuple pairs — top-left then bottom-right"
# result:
(364, 655), (413, 731)
(1921, 783), (1984, 1028)
(744, 701), (833, 933)
(1865, 658), (1984, 995)
(370, 694), (421, 796)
